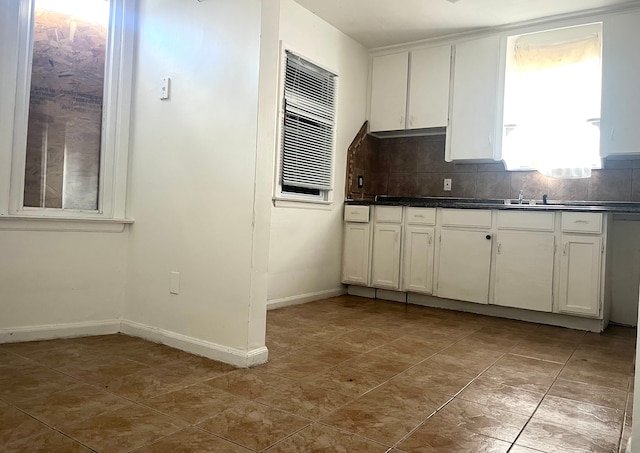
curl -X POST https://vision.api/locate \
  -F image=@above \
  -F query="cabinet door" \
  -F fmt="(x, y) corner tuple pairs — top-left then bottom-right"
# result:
(600, 10), (640, 156)
(436, 228), (492, 304)
(371, 223), (402, 289)
(342, 223), (371, 286)
(370, 52), (409, 132)
(407, 45), (451, 129)
(448, 35), (500, 161)
(558, 235), (603, 317)
(403, 226), (435, 294)
(494, 232), (554, 312)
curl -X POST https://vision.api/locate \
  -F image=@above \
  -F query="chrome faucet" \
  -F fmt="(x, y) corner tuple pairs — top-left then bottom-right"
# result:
(518, 190), (524, 204)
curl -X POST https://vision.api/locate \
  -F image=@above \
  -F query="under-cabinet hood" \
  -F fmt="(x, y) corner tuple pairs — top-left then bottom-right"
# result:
(368, 126), (446, 139)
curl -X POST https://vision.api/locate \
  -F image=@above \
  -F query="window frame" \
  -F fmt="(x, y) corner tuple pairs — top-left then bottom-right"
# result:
(495, 17), (605, 173)
(273, 43), (338, 206)
(1, 0), (134, 220)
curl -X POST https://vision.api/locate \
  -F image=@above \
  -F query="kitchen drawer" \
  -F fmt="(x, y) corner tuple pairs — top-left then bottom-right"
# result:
(406, 207), (436, 225)
(561, 212), (603, 234)
(375, 206), (403, 223)
(497, 211), (554, 232)
(440, 209), (491, 228)
(344, 205), (370, 223)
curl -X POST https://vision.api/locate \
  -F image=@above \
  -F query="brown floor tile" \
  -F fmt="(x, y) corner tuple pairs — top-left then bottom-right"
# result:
(102, 363), (207, 401)
(335, 352), (413, 380)
(53, 355), (150, 385)
(114, 343), (195, 367)
(431, 399), (528, 442)
(256, 380), (354, 419)
(132, 427), (252, 452)
(62, 403), (184, 452)
(329, 327), (401, 353)
(265, 423), (389, 452)
(14, 383), (130, 428)
(533, 395), (624, 437)
(0, 369), (79, 404)
(0, 339), (78, 356)
(290, 343), (361, 365)
(395, 367), (474, 397)
(559, 361), (630, 390)
(143, 384), (242, 424)
(263, 354), (335, 380)
(416, 347), (503, 378)
(12, 343), (100, 368)
(548, 379), (627, 410)
(301, 367), (388, 398)
(320, 398), (423, 445)
(0, 405), (52, 445)
(397, 411), (511, 452)
(530, 325), (587, 343)
(510, 338), (576, 363)
(516, 418), (619, 452)
(360, 378), (450, 419)
(4, 430), (91, 452)
(458, 377), (544, 416)
(363, 336), (441, 364)
(170, 354), (237, 380)
(508, 446), (545, 453)
(481, 354), (563, 393)
(0, 354), (49, 380)
(206, 368), (295, 400)
(197, 399), (310, 451)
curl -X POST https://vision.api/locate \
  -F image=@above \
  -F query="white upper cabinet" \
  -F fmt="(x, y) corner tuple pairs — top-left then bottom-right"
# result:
(600, 10), (640, 156)
(370, 47), (451, 133)
(407, 45), (451, 129)
(448, 34), (501, 161)
(370, 52), (409, 132)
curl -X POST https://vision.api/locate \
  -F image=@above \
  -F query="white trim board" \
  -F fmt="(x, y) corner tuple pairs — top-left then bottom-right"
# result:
(119, 320), (268, 368)
(267, 287), (346, 310)
(0, 319), (269, 368)
(0, 319), (121, 343)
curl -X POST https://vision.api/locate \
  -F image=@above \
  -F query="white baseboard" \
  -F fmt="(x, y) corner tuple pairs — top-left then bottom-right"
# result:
(120, 320), (268, 368)
(0, 319), (121, 343)
(267, 287), (346, 310)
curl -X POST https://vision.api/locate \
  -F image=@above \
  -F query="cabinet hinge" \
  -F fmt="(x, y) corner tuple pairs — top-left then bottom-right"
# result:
(601, 244), (605, 254)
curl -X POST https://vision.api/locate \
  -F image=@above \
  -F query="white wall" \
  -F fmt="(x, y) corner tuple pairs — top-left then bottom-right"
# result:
(267, 0), (369, 306)
(0, 229), (127, 331)
(124, 0), (266, 356)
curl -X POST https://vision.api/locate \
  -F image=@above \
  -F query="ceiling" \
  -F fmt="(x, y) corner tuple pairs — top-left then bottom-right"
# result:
(293, 0), (640, 48)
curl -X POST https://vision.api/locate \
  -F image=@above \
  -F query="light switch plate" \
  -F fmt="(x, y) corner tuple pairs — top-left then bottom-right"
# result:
(170, 271), (180, 294)
(444, 178), (452, 191)
(160, 77), (170, 100)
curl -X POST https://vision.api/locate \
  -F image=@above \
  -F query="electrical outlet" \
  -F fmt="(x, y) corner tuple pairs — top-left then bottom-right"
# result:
(444, 178), (452, 191)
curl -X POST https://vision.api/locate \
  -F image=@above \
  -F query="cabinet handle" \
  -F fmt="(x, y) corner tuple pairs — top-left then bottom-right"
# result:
(610, 128), (616, 141)
(563, 243), (568, 256)
(428, 235), (433, 245)
(574, 220), (589, 224)
(497, 242), (502, 254)
(485, 234), (492, 240)
(488, 135), (493, 146)
(400, 115), (405, 126)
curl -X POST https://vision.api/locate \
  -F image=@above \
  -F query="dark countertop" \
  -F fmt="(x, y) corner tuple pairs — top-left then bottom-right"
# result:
(345, 196), (640, 213)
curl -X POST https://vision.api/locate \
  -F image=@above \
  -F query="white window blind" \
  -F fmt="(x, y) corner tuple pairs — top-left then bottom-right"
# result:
(281, 51), (336, 192)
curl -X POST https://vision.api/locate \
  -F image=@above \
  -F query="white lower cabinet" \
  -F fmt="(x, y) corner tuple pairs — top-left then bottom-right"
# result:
(558, 235), (603, 317)
(403, 226), (435, 294)
(371, 223), (402, 289)
(342, 223), (371, 286)
(493, 231), (555, 312)
(436, 228), (492, 304)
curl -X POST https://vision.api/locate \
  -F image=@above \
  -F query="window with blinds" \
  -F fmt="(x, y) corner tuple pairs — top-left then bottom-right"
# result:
(280, 51), (337, 198)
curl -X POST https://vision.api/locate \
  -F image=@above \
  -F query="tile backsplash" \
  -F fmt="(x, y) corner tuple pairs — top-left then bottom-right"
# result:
(347, 133), (640, 202)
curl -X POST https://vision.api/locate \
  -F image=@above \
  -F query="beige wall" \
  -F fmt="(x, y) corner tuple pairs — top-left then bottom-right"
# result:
(267, 0), (369, 306)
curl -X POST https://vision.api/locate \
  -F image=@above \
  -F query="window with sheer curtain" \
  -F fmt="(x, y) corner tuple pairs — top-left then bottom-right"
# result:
(501, 23), (603, 178)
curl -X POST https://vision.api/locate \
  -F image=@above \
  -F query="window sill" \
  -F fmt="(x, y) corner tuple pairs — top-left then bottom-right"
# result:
(273, 197), (333, 211)
(0, 215), (133, 232)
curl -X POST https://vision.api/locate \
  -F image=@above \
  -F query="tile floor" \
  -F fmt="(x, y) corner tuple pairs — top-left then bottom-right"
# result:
(0, 295), (636, 452)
